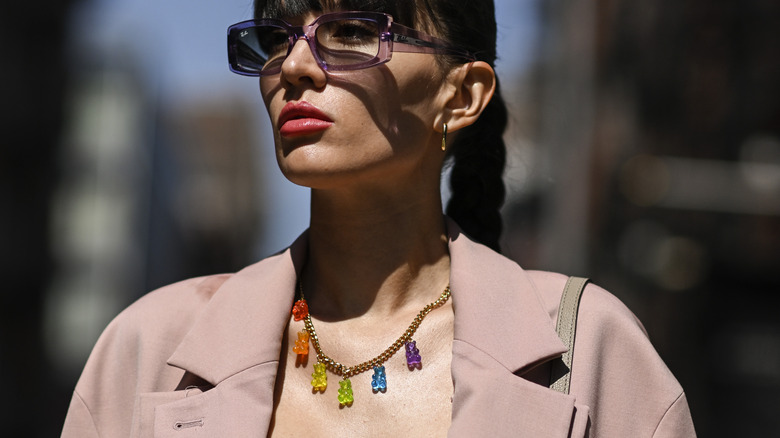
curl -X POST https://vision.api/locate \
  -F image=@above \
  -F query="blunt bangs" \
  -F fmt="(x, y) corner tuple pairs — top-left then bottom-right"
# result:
(253, 0), (418, 30)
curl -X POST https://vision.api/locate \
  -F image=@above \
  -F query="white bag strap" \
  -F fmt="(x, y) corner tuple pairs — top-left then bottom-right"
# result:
(549, 276), (589, 394)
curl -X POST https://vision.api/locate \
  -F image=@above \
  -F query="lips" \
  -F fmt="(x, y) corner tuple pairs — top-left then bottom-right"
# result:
(278, 101), (333, 137)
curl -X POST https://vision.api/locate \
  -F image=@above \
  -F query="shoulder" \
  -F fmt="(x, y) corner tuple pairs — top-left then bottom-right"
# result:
(526, 271), (694, 436)
(75, 274), (232, 387)
(64, 235), (306, 436)
(525, 270), (645, 334)
(65, 273), (234, 437)
(115, 274), (232, 339)
(73, 239), (303, 394)
(99, 274), (232, 356)
(76, 274), (233, 391)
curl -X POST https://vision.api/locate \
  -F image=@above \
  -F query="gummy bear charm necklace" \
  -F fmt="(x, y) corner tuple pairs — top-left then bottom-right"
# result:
(291, 281), (451, 406)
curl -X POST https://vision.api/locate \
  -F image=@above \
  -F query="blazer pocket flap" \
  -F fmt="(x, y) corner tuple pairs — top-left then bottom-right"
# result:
(130, 388), (209, 438)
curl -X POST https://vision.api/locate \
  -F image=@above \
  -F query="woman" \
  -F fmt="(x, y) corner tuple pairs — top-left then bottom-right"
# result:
(62, 0), (695, 436)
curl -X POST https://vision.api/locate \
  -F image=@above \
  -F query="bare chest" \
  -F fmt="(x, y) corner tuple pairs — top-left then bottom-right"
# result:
(269, 317), (454, 437)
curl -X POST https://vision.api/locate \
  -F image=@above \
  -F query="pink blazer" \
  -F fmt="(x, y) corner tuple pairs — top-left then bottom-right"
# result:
(62, 221), (695, 437)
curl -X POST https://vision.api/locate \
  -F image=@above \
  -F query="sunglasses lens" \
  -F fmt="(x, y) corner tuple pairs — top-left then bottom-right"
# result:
(230, 24), (289, 75)
(315, 18), (381, 67)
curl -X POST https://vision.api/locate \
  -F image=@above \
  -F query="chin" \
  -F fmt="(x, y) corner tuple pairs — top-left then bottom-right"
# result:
(279, 167), (348, 190)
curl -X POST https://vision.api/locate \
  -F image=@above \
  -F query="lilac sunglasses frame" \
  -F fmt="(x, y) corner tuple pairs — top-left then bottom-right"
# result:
(227, 11), (476, 76)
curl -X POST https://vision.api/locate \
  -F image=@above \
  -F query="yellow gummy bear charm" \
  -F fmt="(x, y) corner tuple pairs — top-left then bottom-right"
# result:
(293, 330), (309, 355)
(338, 378), (354, 406)
(311, 363), (327, 392)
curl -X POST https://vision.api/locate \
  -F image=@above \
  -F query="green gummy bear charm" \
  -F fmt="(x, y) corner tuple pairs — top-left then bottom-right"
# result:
(337, 378), (354, 405)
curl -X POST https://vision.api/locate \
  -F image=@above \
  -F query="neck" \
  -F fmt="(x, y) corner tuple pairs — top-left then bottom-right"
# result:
(302, 188), (450, 321)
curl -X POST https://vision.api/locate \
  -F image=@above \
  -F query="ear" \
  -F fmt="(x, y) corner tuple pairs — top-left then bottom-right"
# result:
(434, 61), (496, 133)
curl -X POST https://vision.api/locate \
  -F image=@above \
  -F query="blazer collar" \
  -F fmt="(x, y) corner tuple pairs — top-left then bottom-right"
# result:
(168, 220), (566, 384)
(445, 220), (579, 437)
(166, 231), (308, 385)
(446, 219), (567, 374)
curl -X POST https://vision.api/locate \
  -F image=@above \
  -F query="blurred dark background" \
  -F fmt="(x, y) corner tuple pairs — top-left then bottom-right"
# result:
(2, 0), (779, 436)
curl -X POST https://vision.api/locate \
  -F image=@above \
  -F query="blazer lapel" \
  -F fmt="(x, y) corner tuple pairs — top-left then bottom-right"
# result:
(146, 231), (309, 437)
(446, 220), (586, 437)
(449, 341), (582, 437)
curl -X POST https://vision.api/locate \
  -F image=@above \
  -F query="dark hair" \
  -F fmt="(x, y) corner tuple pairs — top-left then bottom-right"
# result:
(253, 0), (507, 252)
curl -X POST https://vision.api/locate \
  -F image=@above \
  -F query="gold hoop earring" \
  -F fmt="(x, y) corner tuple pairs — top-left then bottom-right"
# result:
(441, 123), (448, 152)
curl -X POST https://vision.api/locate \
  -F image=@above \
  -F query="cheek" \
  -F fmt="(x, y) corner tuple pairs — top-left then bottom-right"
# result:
(331, 69), (439, 145)
(260, 78), (281, 120)
(384, 76), (443, 146)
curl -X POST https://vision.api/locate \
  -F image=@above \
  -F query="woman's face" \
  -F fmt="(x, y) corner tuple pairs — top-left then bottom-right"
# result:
(260, 12), (451, 192)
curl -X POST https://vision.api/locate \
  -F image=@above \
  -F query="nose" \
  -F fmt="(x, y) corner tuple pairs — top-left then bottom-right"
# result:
(280, 37), (327, 88)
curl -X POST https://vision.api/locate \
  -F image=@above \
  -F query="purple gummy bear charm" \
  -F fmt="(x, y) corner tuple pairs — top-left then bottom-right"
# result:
(405, 340), (422, 369)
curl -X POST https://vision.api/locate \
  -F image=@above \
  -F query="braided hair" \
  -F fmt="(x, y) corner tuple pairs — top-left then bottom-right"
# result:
(254, 0), (508, 252)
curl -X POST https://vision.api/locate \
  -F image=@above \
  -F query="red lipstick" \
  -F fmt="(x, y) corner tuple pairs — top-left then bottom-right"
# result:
(278, 101), (333, 137)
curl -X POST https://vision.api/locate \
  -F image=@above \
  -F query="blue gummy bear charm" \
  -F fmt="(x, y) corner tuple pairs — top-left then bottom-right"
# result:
(371, 366), (387, 392)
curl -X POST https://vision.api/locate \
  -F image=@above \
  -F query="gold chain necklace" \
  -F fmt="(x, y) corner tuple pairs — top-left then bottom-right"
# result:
(291, 282), (451, 406)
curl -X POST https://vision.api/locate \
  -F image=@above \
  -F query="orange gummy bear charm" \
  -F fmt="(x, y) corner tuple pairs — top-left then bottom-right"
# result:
(293, 330), (309, 355)
(292, 299), (309, 321)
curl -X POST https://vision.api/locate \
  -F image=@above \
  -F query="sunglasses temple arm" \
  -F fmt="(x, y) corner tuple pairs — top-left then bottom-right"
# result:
(387, 24), (476, 61)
